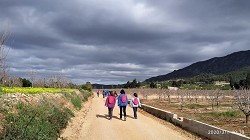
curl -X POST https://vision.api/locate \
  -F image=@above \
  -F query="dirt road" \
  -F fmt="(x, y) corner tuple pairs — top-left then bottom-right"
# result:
(60, 94), (194, 140)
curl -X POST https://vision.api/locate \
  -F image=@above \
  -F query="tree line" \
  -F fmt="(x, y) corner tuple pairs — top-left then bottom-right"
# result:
(230, 73), (250, 90)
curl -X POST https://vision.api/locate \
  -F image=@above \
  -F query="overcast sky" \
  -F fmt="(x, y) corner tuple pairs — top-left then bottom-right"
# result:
(1, 0), (250, 84)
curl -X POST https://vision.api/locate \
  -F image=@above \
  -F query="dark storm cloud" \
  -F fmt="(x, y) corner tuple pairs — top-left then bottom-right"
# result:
(1, 0), (250, 84)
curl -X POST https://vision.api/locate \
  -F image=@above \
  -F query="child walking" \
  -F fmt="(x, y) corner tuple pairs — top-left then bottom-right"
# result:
(130, 93), (141, 119)
(118, 89), (128, 121)
(105, 91), (116, 120)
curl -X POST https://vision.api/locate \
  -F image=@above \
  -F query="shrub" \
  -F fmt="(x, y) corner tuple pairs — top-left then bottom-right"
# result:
(81, 82), (92, 92)
(71, 96), (82, 110)
(0, 103), (71, 140)
(64, 107), (75, 117)
(79, 89), (93, 101)
(218, 110), (243, 117)
(186, 104), (209, 109)
(0, 89), (91, 139)
(207, 110), (243, 118)
(63, 89), (92, 110)
(15, 102), (24, 110)
(48, 107), (69, 134)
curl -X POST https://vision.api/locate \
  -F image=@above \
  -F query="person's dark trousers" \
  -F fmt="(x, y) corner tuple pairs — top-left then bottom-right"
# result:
(108, 107), (113, 119)
(133, 107), (137, 119)
(119, 106), (127, 119)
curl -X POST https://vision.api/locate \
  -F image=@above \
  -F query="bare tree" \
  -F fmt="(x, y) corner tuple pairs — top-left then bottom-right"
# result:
(206, 91), (217, 110)
(0, 31), (24, 88)
(141, 89), (148, 100)
(234, 90), (250, 124)
(157, 89), (164, 100)
(206, 90), (223, 109)
(7, 76), (22, 87)
(176, 89), (180, 102)
(28, 70), (37, 87)
(47, 74), (69, 88)
(215, 90), (223, 108)
(178, 90), (185, 110)
(0, 31), (10, 85)
(60, 77), (69, 88)
(34, 78), (46, 87)
(164, 89), (171, 103)
(48, 76), (55, 88)
(194, 90), (199, 103)
(54, 75), (63, 88)
(186, 90), (194, 104)
(1, 68), (10, 86)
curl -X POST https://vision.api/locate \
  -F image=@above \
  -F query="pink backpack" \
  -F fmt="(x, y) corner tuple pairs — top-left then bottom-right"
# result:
(121, 95), (127, 103)
(108, 96), (115, 104)
(133, 97), (138, 105)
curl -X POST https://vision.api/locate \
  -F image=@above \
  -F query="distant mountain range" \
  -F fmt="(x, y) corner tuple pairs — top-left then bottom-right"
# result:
(92, 84), (124, 89)
(145, 50), (250, 82)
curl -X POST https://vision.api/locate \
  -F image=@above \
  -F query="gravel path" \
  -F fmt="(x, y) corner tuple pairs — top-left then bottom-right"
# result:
(60, 94), (194, 140)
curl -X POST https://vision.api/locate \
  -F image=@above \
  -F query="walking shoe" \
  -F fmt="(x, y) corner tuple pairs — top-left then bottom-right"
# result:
(124, 117), (126, 121)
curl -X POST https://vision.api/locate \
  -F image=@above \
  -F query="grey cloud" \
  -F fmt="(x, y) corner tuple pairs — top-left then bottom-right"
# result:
(1, 0), (250, 84)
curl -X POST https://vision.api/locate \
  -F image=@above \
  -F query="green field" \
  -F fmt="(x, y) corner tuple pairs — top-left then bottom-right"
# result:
(0, 87), (76, 94)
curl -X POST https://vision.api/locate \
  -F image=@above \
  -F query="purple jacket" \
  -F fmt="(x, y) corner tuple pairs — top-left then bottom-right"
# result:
(105, 95), (116, 108)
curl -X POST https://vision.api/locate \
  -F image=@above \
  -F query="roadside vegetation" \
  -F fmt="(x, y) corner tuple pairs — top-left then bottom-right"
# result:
(0, 87), (76, 94)
(0, 88), (93, 140)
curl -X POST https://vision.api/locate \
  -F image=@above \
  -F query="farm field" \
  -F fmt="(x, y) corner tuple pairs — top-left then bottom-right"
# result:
(97, 89), (250, 137)
(138, 89), (250, 137)
(143, 99), (249, 136)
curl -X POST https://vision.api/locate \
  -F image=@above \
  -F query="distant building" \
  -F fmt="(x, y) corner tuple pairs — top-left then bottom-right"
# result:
(168, 86), (178, 90)
(214, 81), (230, 86)
(156, 84), (162, 88)
(195, 82), (205, 84)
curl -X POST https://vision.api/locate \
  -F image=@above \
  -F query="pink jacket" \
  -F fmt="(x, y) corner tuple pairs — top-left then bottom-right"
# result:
(105, 95), (116, 108)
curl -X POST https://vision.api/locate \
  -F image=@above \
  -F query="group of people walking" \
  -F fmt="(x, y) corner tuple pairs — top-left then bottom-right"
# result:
(102, 89), (141, 121)
(97, 90), (118, 98)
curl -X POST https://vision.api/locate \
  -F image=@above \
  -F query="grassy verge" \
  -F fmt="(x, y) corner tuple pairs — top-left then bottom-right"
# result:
(205, 110), (243, 118)
(185, 104), (210, 109)
(0, 103), (69, 139)
(0, 89), (93, 140)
